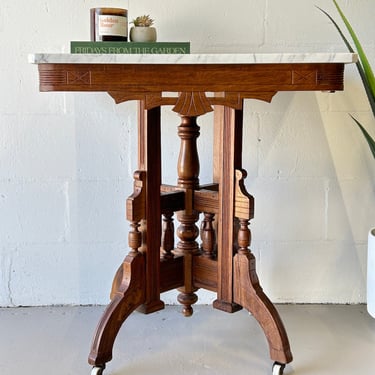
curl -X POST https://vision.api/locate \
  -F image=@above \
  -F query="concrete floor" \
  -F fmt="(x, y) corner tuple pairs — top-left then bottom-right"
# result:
(0, 304), (374, 375)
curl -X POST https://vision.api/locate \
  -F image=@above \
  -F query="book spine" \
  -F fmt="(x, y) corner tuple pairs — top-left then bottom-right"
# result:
(71, 42), (190, 54)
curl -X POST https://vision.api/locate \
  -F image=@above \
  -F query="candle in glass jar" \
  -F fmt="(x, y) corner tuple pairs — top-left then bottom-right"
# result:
(91, 8), (128, 41)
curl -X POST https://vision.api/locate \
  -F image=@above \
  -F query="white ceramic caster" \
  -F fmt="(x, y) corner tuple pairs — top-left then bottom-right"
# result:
(91, 365), (105, 375)
(272, 362), (285, 375)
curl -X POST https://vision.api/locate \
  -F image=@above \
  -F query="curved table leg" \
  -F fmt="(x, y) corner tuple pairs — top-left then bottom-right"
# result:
(88, 252), (146, 366)
(233, 251), (293, 365)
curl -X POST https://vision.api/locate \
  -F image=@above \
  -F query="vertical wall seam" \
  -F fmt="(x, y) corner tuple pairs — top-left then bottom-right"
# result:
(7, 255), (15, 307)
(261, 0), (269, 47)
(324, 178), (330, 240)
(62, 181), (71, 242)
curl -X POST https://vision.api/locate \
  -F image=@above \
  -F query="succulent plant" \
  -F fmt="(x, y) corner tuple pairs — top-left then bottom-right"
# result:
(132, 15), (154, 27)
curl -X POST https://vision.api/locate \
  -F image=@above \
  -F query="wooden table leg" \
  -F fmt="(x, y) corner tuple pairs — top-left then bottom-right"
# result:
(213, 105), (243, 313)
(213, 104), (293, 365)
(88, 171), (147, 368)
(88, 103), (165, 369)
(232, 170), (293, 365)
(137, 102), (165, 314)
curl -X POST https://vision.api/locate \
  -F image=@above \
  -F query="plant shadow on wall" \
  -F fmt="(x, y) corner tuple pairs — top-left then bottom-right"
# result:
(317, 0), (375, 318)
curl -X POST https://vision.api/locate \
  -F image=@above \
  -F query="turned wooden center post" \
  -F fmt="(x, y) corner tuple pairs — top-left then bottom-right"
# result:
(175, 115), (201, 316)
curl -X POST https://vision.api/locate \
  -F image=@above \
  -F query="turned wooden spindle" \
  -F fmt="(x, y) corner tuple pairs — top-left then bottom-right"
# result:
(177, 116), (200, 189)
(237, 218), (251, 255)
(201, 212), (216, 259)
(109, 220), (142, 300)
(128, 221), (142, 255)
(161, 210), (175, 260)
(175, 115), (200, 316)
(126, 171), (146, 257)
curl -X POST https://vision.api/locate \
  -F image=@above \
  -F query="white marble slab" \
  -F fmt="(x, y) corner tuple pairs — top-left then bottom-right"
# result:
(28, 52), (358, 65)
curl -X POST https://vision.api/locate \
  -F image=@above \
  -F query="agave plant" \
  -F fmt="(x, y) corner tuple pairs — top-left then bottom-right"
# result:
(317, 0), (375, 158)
(132, 15), (154, 27)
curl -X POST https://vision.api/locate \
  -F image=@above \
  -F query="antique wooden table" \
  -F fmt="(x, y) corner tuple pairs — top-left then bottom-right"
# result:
(30, 52), (356, 375)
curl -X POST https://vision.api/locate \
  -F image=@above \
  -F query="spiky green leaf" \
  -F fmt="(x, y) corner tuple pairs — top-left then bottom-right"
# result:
(332, 0), (375, 107)
(316, 5), (375, 117)
(350, 115), (375, 159)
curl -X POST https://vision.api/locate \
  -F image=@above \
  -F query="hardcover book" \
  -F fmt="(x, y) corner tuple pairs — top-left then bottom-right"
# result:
(71, 41), (190, 54)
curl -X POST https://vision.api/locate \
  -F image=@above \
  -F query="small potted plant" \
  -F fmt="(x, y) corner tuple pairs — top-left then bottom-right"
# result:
(130, 15), (157, 42)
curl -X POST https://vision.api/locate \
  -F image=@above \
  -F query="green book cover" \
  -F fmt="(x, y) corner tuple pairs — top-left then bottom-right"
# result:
(71, 41), (190, 54)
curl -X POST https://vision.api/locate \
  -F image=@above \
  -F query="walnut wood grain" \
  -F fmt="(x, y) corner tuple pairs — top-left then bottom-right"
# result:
(38, 63), (344, 116)
(38, 63), (344, 93)
(136, 103), (164, 314)
(213, 106), (243, 313)
(88, 248), (145, 366)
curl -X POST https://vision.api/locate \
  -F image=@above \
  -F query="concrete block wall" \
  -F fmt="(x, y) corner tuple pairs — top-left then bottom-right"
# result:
(0, 0), (374, 306)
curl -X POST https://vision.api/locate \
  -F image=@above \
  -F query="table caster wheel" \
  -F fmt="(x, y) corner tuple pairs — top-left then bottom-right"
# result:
(91, 365), (105, 375)
(272, 362), (286, 375)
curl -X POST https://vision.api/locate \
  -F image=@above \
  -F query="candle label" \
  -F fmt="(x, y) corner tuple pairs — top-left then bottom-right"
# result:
(98, 15), (127, 37)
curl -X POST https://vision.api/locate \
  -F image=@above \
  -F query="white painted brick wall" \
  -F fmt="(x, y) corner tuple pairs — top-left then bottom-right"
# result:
(0, 0), (374, 306)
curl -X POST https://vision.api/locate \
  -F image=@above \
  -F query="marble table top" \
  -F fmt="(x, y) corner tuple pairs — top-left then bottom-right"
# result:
(29, 52), (357, 65)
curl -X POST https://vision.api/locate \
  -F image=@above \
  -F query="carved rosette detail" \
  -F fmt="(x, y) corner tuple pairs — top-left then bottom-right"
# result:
(173, 92), (213, 116)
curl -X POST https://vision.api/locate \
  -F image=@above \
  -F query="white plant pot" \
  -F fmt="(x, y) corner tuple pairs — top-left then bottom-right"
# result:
(368, 228), (375, 318)
(129, 26), (157, 42)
